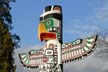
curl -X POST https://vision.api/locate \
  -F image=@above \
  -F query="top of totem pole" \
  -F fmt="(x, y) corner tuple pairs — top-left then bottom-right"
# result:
(45, 5), (62, 12)
(38, 5), (62, 41)
(19, 5), (98, 72)
(40, 5), (62, 21)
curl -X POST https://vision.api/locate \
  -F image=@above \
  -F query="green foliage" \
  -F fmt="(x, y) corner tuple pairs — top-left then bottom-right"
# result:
(0, 0), (19, 72)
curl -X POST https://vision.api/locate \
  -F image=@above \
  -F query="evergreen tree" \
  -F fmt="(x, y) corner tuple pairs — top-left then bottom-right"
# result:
(0, 0), (20, 72)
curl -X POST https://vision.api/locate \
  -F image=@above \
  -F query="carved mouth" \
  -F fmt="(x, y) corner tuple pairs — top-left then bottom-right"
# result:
(40, 32), (56, 41)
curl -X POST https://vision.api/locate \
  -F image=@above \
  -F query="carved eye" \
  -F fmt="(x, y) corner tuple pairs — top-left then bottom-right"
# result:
(62, 44), (66, 48)
(45, 49), (53, 56)
(29, 50), (37, 55)
(76, 39), (81, 44)
(46, 20), (51, 26)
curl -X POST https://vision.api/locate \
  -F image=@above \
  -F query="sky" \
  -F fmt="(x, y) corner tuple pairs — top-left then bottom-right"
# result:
(10, 0), (108, 48)
(9, 0), (108, 72)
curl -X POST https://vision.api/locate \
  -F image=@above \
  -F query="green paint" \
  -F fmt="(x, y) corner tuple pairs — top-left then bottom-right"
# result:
(71, 41), (76, 45)
(25, 59), (29, 64)
(87, 36), (94, 40)
(44, 18), (54, 30)
(87, 41), (93, 44)
(85, 44), (90, 49)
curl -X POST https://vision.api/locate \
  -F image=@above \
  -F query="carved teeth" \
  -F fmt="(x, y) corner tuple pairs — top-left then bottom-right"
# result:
(50, 28), (52, 31)
(53, 27), (56, 31)
(48, 27), (57, 32)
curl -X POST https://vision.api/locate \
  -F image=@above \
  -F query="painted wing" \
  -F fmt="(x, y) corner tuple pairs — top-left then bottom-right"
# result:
(62, 35), (98, 63)
(19, 48), (43, 68)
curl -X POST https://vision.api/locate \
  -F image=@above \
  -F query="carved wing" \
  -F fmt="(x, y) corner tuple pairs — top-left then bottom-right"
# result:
(19, 48), (43, 68)
(62, 35), (98, 63)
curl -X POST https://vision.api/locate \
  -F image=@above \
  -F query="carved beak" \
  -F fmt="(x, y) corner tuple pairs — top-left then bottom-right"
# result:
(38, 23), (56, 41)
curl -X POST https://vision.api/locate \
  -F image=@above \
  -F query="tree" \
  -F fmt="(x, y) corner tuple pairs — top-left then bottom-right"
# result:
(0, 0), (20, 72)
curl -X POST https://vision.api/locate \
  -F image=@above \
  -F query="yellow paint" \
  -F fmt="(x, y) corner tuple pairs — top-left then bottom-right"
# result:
(38, 23), (47, 40)
(38, 23), (56, 41)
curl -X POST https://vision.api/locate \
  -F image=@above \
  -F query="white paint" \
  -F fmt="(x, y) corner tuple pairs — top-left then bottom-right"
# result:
(62, 44), (66, 48)
(39, 65), (44, 69)
(58, 42), (62, 64)
(69, 52), (71, 58)
(81, 49), (84, 53)
(53, 27), (56, 31)
(87, 38), (94, 42)
(23, 57), (27, 62)
(86, 43), (92, 47)
(29, 59), (38, 65)
(48, 57), (54, 63)
(44, 63), (47, 68)
(25, 59), (29, 64)
(21, 54), (26, 58)
(49, 28), (52, 31)
(45, 49), (53, 55)
(79, 49), (82, 54)
(84, 47), (89, 51)
(46, 39), (59, 48)
(76, 50), (79, 55)
(74, 51), (76, 56)
(40, 10), (61, 17)
(71, 52), (73, 57)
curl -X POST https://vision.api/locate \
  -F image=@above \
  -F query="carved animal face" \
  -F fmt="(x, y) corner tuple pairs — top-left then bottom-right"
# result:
(43, 40), (59, 64)
(38, 5), (62, 41)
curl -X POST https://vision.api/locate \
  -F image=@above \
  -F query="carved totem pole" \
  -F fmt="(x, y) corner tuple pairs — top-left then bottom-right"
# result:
(19, 5), (98, 72)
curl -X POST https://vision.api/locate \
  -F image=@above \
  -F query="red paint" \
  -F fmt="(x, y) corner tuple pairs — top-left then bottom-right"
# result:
(49, 44), (54, 48)
(40, 33), (56, 41)
(43, 57), (48, 63)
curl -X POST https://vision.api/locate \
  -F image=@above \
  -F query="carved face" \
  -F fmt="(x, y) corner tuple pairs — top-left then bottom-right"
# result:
(43, 40), (59, 64)
(38, 5), (62, 41)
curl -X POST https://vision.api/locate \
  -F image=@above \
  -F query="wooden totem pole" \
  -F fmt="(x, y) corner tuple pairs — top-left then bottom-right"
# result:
(19, 5), (98, 72)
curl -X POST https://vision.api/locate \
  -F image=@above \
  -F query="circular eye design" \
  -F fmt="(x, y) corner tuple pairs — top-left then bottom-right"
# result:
(46, 20), (51, 26)
(45, 19), (55, 30)
(76, 39), (81, 44)
(62, 44), (66, 48)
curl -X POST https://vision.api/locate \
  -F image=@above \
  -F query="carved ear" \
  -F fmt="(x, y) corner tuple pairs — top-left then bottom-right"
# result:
(45, 6), (51, 12)
(44, 5), (62, 13)
(53, 6), (61, 11)
(54, 7), (61, 10)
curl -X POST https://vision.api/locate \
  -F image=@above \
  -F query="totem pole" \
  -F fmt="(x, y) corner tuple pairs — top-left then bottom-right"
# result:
(19, 5), (98, 72)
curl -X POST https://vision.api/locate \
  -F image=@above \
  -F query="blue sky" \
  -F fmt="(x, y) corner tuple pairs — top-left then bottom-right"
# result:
(10, 0), (108, 48)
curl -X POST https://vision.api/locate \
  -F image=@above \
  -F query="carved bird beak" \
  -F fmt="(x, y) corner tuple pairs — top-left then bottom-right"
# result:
(38, 23), (56, 41)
